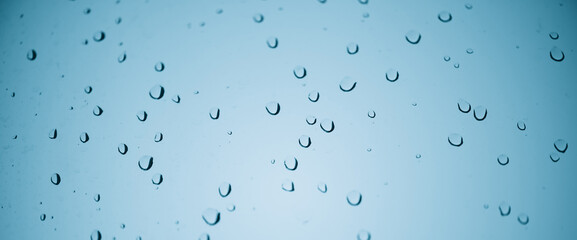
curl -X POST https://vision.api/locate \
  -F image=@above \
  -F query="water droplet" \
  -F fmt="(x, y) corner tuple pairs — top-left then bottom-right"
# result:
(80, 132), (89, 143)
(84, 86), (92, 94)
(339, 77), (357, 92)
(298, 135), (311, 148)
(453, 63), (460, 68)
(366, 148), (372, 152)
(308, 91), (319, 102)
(497, 154), (509, 166)
(91, 230), (102, 240)
(227, 131), (232, 135)
(416, 154), (421, 159)
(443, 55), (451, 61)
(94, 194), (101, 202)
(198, 233), (210, 240)
(306, 116), (317, 125)
(517, 213), (529, 225)
(517, 121), (526, 131)
(282, 180), (295, 192)
(154, 132), (163, 142)
(499, 201), (511, 216)
(358, 0), (368, 4)
(27, 49), (37, 61)
(347, 42), (359, 55)
(385, 69), (399, 82)
(448, 133), (463, 147)
(554, 139), (568, 153)
(253, 13), (264, 23)
(284, 157), (298, 171)
(318, 0), (327, 3)
(115, 17), (122, 24)
(437, 11), (452, 22)
(362, 12), (370, 18)
(317, 182), (327, 193)
(483, 204), (489, 209)
(270, 159), (276, 164)
(550, 46), (565, 62)
(227, 204), (236, 212)
(138, 156), (153, 171)
(357, 230), (371, 240)
(293, 66), (307, 79)
(149, 85), (165, 100)
(473, 106), (487, 121)
(549, 32), (559, 40)
(405, 30), (421, 44)
(152, 173), (163, 185)
(465, 3), (473, 9)
(84, 8), (91, 15)
(209, 107), (220, 120)
(93, 106), (103, 116)
(154, 62), (165, 72)
(40, 214), (46, 221)
(457, 99), (471, 113)
(120, 223), (125, 229)
(265, 102), (280, 115)
(266, 37), (278, 48)
(466, 48), (474, 54)
(92, 31), (105, 42)
(202, 208), (221, 225)
(118, 143), (128, 155)
(49, 128), (57, 139)
(367, 110), (376, 118)
(51, 173), (61, 185)
(347, 191), (362, 206)
(172, 95), (181, 103)
(320, 119), (335, 133)
(137, 111), (147, 122)
(118, 52), (126, 63)
(219, 182), (231, 197)
(216, 8), (223, 14)
(550, 152), (560, 162)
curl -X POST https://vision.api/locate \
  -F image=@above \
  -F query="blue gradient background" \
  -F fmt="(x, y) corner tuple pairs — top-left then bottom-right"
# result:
(0, 0), (576, 239)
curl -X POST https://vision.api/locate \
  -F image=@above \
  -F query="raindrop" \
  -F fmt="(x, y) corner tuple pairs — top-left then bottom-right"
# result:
(405, 30), (421, 44)
(94, 194), (100, 202)
(549, 32), (559, 40)
(115, 17), (122, 24)
(199, 233), (210, 240)
(454, 63), (460, 68)
(347, 191), (362, 206)
(154, 62), (165, 72)
(120, 223), (125, 229)
(138, 156), (153, 171)
(318, 0), (326, 3)
(466, 48), (474, 54)
(90, 230), (102, 240)
(362, 12), (369, 18)
(227, 131), (232, 135)
(416, 154), (421, 159)
(358, 0), (368, 4)
(457, 99), (471, 113)
(308, 91), (319, 102)
(497, 154), (509, 166)
(367, 110), (376, 118)
(117, 52), (126, 63)
(84, 8), (91, 15)
(317, 182), (327, 193)
(320, 119), (335, 133)
(227, 204), (236, 212)
(27, 49), (37, 61)
(550, 152), (560, 162)
(253, 13), (264, 23)
(473, 106), (487, 121)
(152, 174), (163, 185)
(299, 135), (311, 148)
(92, 31), (105, 42)
(499, 202), (511, 216)
(137, 111), (147, 122)
(40, 214), (46, 221)
(517, 121), (526, 131)
(554, 139), (568, 153)
(293, 66), (307, 79)
(118, 143), (128, 155)
(202, 208), (221, 225)
(357, 230), (371, 240)
(84, 86), (93, 94)
(284, 157), (298, 171)
(51, 173), (61, 185)
(550, 46), (565, 62)
(448, 133), (463, 147)
(267, 37), (278, 48)
(265, 102), (280, 115)
(154, 132), (163, 142)
(219, 182), (232, 197)
(149, 85), (165, 100)
(385, 69), (399, 82)
(209, 107), (220, 120)
(465, 3), (473, 9)
(306, 116), (317, 125)
(443, 55), (451, 61)
(339, 77), (357, 92)
(80, 132), (89, 143)
(93, 106), (103, 116)
(172, 95), (181, 103)
(282, 180), (294, 192)
(437, 11), (452, 22)
(517, 213), (529, 225)
(49, 128), (57, 139)
(347, 42), (359, 55)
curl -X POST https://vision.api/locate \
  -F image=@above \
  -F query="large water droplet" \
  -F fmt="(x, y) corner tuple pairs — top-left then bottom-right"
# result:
(93, 105), (103, 116)
(152, 173), (163, 185)
(40, 214), (46, 221)
(49, 128), (57, 139)
(299, 135), (311, 148)
(154, 132), (163, 142)
(320, 119), (335, 133)
(199, 233), (210, 240)
(306, 116), (317, 125)
(499, 201), (511, 216)
(554, 139), (568, 153)
(385, 69), (399, 82)
(149, 85), (165, 100)
(308, 91), (319, 102)
(282, 180), (294, 192)
(438, 11), (452, 22)
(284, 157), (298, 171)
(253, 13), (264, 23)
(517, 213), (529, 225)
(265, 102), (280, 115)
(517, 121), (526, 131)
(118, 143), (128, 155)
(51, 173), (61, 185)
(27, 49), (37, 61)
(137, 111), (147, 122)
(550, 46), (565, 62)
(497, 154), (509, 166)
(339, 77), (357, 92)
(473, 106), (487, 121)
(154, 62), (165, 72)
(209, 107), (220, 120)
(93, 31), (105, 42)
(448, 133), (463, 147)
(202, 208), (220, 226)
(457, 99), (471, 113)
(219, 182), (231, 197)
(367, 110), (376, 118)
(347, 191), (362, 206)
(94, 193), (101, 202)
(91, 230), (102, 240)
(80, 132), (89, 143)
(293, 66), (307, 79)
(550, 152), (560, 162)
(138, 156), (153, 171)
(549, 32), (559, 40)
(357, 230), (371, 240)
(347, 42), (359, 55)
(317, 182), (327, 193)
(405, 30), (421, 44)
(267, 37), (278, 48)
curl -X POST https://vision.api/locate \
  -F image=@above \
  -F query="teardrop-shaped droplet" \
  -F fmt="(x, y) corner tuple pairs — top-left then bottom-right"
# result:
(320, 119), (335, 133)
(499, 201), (511, 216)
(27, 49), (37, 61)
(308, 91), (319, 102)
(457, 99), (471, 113)
(154, 132), (163, 142)
(149, 85), (165, 100)
(117, 52), (126, 63)
(405, 30), (421, 44)
(317, 182), (327, 193)
(448, 133), (463, 147)
(138, 155), (153, 171)
(517, 213), (529, 225)
(437, 11), (452, 22)
(339, 77), (357, 92)
(282, 180), (294, 192)
(549, 32), (559, 40)
(550, 152), (560, 162)
(293, 66), (307, 79)
(367, 110), (376, 118)
(219, 182), (232, 197)
(347, 191), (362, 206)
(152, 173), (163, 185)
(284, 157), (298, 171)
(84, 86), (93, 94)
(346, 42), (359, 55)
(154, 62), (165, 72)
(516, 121), (526, 131)
(199, 233), (210, 240)
(172, 95), (181, 103)
(90, 230), (102, 240)
(497, 154), (509, 166)
(209, 107), (220, 120)
(253, 13), (264, 23)
(93, 31), (105, 42)
(550, 46), (565, 62)
(94, 193), (101, 202)
(51, 173), (61, 185)
(49, 128), (57, 139)
(473, 106), (487, 121)
(267, 37), (278, 49)
(40, 214), (46, 221)
(118, 143), (128, 155)
(202, 208), (220, 226)
(137, 111), (147, 122)
(385, 69), (399, 82)
(306, 116), (317, 125)
(554, 139), (568, 153)
(80, 132), (89, 143)
(299, 135), (311, 148)
(93, 105), (103, 116)
(357, 230), (371, 240)
(265, 102), (280, 115)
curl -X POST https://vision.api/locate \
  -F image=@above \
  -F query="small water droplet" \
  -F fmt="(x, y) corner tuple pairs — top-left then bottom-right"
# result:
(49, 128), (57, 139)
(299, 135), (311, 148)
(202, 208), (220, 225)
(466, 48), (474, 54)
(385, 69), (399, 82)
(367, 110), (376, 118)
(308, 91), (319, 102)
(282, 180), (294, 192)
(293, 66), (307, 79)
(227, 204), (236, 212)
(317, 182), (327, 193)
(154, 62), (165, 72)
(405, 30), (421, 44)
(93, 106), (103, 116)
(51, 173), (61, 185)
(497, 154), (509, 166)
(219, 182), (232, 197)
(437, 11), (452, 22)
(253, 13), (264, 23)
(284, 157), (298, 171)
(483, 204), (489, 209)
(554, 139), (568, 153)
(198, 233), (210, 240)
(265, 102), (280, 115)
(270, 159), (276, 164)
(84, 8), (91, 15)
(227, 131), (232, 135)
(346, 42), (359, 55)
(138, 156), (153, 171)
(517, 121), (526, 131)
(84, 86), (93, 94)
(149, 85), (165, 100)
(27, 49), (37, 61)
(40, 214), (46, 221)
(473, 106), (487, 121)
(80, 132), (89, 143)
(92, 31), (105, 42)
(118, 52), (126, 63)
(549, 32), (559, 40)
(517, 213), (529, 225)
(318, 0), (327, 3)
(357, 230), (371, 240)
(339, 77), (357, 92)
(550, 46), (565, 62)
(209, 107), (220, 120)
(172, 95), (181, 103)
(120, 223), (125, 229)
(465, 3), (473, 9)
(453, 63), (460, 68)
(499, 201), (511, 216)
(94, 194), (100, 202)
(443, 55), (451, 61)
(152, 173), (163, 185)
(457, 99), (471, 113)
(115, 17), (122, 24)
(320, 119), (335, 133)
(306, 116), (317, 125)
(448, 133), (463, 147)
(416, 154), (421, 159)
(216, 8), (223, 14)
(117, 143), (128, 155)
(366, 148), (372, 152)
(137, 111), (147, 122)
(91, 230), (102, 240)
(154, 132), (163, 142)
(362, 12), (369, 18)
(267, 37), (278, 48)
(347, 191), (362, 206)
(550, 152), (560, 162)
(358, 0), (368, 4)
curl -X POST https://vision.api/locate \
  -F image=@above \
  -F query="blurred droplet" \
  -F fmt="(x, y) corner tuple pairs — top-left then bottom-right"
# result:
(318, 0), (327, 3)
(357, 230), (371, 240)
(550, 46), (565, 62)
(265, 102), (280, 115)
(115, 17), (122, 24)
(199, 233), (210, 240)
(554, 139), (568, 153)
(457, 99), (471, 113)
(499, 202), (511, 216)
(517, 121), (526, 131)
(267, 37), (278, 48)
(385, 69), (399, 82)
(227, 131), (232, 135)
(117, 52), (126, 63)
(437, 11), (452, 22)
(84, 86), (92, 94)
(317, 182), (327, 193)
(465, 3), (473, 9)
(443, 55), (451, 61)
(549, 32), (559, 40)
(466, 48), (474, 54)
(454, 63), (460, 68)
(367, 110), (376, 118)
(405, 30), (421, 44)
(118, 143), (128, 155)
(473, 106), (487, 121)
(347, 191), (362, 206)
(253, 13), (264, 23)
(27, 49), (37, 61)
(40, 214), (46, 221)
(339, 77), (357, 92)
(80, 132), (89, 143)
(308, 91), (320, 102)
(92, 31), (105, 42)
(282, 180), (294, 192)
(347, 42), (359, 55)
(284, 157), (298, 171)
(172, 95), (181, 103)
(152, 174), (163, 185)
(94, 193), (100, 202)
(517, 213), (529, 225)
(358, 0), (368, 4)
(497, 154), (509, 166)
(448, 133), (463, 147)
(293, 66), (307, 79)
(138, 156), (153, 171)
(219, 182), (232, 197)
(483, 204), (489, 209)
(306, 116), (317, 125)
(202, 208), (220, 225)
(416, 154), (421, 159)
(137, 111), (147, 122)
(154, 62), (165, 72)
(550, 152), (560, 162)
(320, 119), (335, 133)
(49, 128), (57, 139)
(84, 8), (91, 15)
(227, 204), (236, 212)
(90, 230), (101, 240)
(51, 173), (61, 185)
(154, 132), (163, 142)
(209, 107), (220, 120)
(149, 85), (165, 100)
(299, 135), (311, 148)
(93, 106), (103, 116)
